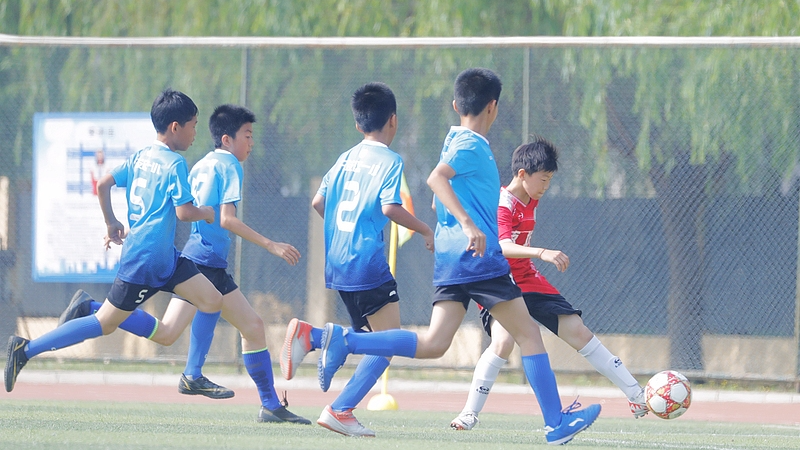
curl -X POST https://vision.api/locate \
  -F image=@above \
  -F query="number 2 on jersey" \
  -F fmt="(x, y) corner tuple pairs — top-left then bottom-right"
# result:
(336, 180), (360, 232)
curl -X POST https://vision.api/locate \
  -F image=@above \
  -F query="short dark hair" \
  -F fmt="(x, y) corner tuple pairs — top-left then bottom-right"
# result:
(512, 135), (559, 175)
(351, 82), (396, 133)
(150, 88), (198, 133)
(209, 104), (257, 148)
(454, 68), (502, 116)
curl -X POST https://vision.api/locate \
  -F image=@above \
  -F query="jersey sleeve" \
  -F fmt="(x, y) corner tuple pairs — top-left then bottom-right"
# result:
(497, 202), (514, 241)
(110, 157), (130, 188)
(440, 135), (477, 177)
(220, 161), (243, 205)
(379, 159), (403, 206)
(317, 164), (334, 198)
(170, 158), (195, 206)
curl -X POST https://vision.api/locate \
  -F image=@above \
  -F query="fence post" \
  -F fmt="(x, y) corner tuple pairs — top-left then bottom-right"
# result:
(305, 177), (334, 325)
(795, 191), (800, 392)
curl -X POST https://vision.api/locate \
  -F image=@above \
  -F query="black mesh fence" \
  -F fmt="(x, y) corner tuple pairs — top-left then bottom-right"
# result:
(0, 40), (798, 380)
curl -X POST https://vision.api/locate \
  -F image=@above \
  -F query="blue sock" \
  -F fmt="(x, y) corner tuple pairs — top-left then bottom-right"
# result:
(117, 309), (159, 339)
(243, 348), (280, 410)
(522, 353), (563, 428)
(331, 355), (390, 411)
(310, 327), (323, 349)
(86, 300), (156, 339)
(184, 311), (220, 378)
(345, 329), (417, 358)
(25, 315), (103, 358)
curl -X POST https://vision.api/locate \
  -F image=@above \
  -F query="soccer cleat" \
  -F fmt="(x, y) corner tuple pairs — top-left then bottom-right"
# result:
(57, 289), (94, 326)
(280, 318), (313, 380)
(317, 323), (348, 392)
(178, 374), (235, 399)
(629, 387), (649, 418)
(257, 406), (312, 425)
(450, 412), (479, 430)
(544, 399), (601, 446)
(317, 405), (376, 437)
(5, 336), (29, 392)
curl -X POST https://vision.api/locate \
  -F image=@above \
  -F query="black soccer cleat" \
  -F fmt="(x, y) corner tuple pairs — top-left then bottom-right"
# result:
(258, 405), (312, 425)
(58, 289), (94, 326)
(5, 335), (29, 392)
(178, 374), (235, 399)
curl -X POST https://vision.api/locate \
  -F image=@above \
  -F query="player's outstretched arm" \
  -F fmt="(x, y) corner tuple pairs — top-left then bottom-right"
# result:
(427, 163), (485, 257)
(176, 203), (215, 224)
(382, 203), (434, 252)
(96, 174), (125, 247)
(220, 203), (300, 265)
(499, 240), (570, 272)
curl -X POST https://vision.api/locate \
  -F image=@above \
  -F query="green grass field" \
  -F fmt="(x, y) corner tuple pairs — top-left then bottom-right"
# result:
(1, 399), (797, 450)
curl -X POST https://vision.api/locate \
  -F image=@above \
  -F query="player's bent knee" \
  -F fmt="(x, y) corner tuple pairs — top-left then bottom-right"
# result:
(490, 337), (515, 359)
(239, 317), (265, 341)
(195, 291), (223, 313)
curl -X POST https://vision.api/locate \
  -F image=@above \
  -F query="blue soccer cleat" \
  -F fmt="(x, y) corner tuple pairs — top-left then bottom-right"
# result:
(317, 323), (349, 392)
(544, 399), (601, 445)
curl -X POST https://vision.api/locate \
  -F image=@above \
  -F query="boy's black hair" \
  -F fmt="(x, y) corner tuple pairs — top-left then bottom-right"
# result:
(209, 104), (257, 149)
(512, 135), (559, 175)
(351, 82), (396, 133)
(150, 88), (198, 133)
(454, 68), (502, 116)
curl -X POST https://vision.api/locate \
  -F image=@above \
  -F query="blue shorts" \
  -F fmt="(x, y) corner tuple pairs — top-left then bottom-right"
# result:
(338, 279), (400, 331)
(107, 256), (201, 311)
(480, 292), (581, 337)
(433, 273), (522, 312)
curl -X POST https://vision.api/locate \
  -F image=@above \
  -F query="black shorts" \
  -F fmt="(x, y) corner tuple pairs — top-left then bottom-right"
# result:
(480, 292), (581, 337)
(195, 264), (238, 296)
(433, 274), (522, 312)
(338, 279), (400, 331)
(107, 256), (201, 311)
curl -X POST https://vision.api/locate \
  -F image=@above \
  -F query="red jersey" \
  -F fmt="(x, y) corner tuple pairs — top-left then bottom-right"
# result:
(497, 187), (560, 295)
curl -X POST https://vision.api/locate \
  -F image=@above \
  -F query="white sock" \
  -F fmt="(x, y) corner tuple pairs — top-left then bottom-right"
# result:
(461, 348), (507, 415)
(579, 336), (642, 400)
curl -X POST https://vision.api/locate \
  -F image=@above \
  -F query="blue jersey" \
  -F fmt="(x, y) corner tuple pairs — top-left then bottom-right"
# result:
(433, 127), (509, 286)
(181, 150), (243, 269)
(318, 140), (403, 291)
(111, 141), (195, 287)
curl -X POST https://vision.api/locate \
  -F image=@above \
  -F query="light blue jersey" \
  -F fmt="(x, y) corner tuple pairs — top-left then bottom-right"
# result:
(111, 141), (195, 287)
(433, 126), (509, 286)
(181, 150), (243, 268)
(318, 140), (403, 291)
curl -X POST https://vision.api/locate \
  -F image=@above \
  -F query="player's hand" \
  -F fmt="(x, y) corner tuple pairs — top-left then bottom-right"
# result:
(200, 206), (215, 224)
(422, 229), (435, 253)
(462, 222), (486, 257)
(541, 249), (569, 272)
(267, 241), (301, 266)
(104, 220), (126, 249)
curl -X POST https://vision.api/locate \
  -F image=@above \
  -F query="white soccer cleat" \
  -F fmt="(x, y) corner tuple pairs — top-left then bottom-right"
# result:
(317, 405), (376, 437)
(280, 318), (313, 380)
(629, 387), (649, 418)
(450, 412), (479, 430)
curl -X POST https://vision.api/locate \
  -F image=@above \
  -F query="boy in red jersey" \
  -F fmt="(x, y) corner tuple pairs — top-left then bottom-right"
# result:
(450, 136), (647, 431)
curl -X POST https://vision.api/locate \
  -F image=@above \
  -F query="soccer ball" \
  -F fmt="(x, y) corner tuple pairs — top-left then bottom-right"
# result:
(645, 370), (692, 419)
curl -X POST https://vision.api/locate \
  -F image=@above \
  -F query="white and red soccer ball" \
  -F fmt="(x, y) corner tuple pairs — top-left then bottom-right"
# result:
(645, 370), (692, 419)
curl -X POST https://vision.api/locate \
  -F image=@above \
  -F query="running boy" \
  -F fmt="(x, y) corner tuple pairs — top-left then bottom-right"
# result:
(284, 68), (601, 445)
(450, 137), (647, 431)
(57, 104), (310, 424)
(5, 89), (222, 392)
(280, 82), (434, 436)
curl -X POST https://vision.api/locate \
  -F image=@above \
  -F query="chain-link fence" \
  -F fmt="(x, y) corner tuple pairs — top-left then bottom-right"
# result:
(1, 36), (798, 383)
